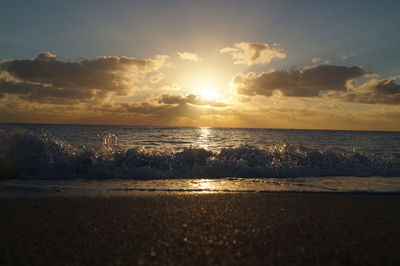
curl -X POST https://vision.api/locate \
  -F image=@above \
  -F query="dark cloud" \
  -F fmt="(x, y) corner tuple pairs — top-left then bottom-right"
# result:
(99, 101), (180, 114)
(233, 64), (366, 97)
(335, 79), (400, 105)
(0, 52), (167, 103)
(91, 92), (229, 124)
(158, 93), (197, 105)
(92, 91), (228, 117)
(158, 93), (227, 107)
(0, 79), (104, 104)
(96, 101), (198, 124)
(93, 100), (232, 126)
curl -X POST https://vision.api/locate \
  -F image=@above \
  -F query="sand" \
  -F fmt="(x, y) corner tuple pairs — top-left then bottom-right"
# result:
(1, 191), (400, 265)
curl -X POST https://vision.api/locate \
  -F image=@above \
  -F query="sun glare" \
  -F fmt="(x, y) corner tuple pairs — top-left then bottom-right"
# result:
(200, 89), (220, 100)
(194, 80), (221, 100)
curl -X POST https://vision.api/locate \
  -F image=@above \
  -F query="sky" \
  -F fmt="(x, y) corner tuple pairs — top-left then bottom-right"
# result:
(1, 0), (400, 130)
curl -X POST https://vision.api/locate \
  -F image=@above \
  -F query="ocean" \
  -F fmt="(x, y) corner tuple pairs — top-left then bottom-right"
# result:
(1, 123), (400, 193)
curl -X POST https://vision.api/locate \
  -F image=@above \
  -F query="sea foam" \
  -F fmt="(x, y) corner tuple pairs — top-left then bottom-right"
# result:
(1, 129), (400, 179)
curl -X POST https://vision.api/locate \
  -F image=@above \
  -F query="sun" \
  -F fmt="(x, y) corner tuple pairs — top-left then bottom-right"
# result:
(200, 89), (220, 100)
(194, 80), (221, 100)
(182, 68), (227, 101)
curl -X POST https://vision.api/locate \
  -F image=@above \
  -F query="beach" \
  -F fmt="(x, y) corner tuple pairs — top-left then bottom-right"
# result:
(1, 191), (400, 265)
(2, 0), (400, 265)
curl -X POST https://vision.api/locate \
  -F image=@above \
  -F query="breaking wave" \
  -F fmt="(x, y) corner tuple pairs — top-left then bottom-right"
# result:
(1, 129), (400, 179)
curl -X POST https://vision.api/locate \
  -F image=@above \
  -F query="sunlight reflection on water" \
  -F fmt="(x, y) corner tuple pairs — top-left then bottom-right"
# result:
(198, 127), (210, 150)
(2, 177), (400, 195)
(190, 179), (217, 192)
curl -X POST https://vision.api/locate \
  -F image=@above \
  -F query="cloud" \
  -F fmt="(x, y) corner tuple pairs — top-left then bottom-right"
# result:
(331, 78), (400, 105)
(99, 101), (188, 115)
(232, 64), (366, 97)
(311, 57), (320, 64)
(220, 42), (286, 65)
(158, 93), (197, 105)
(36, 52), (57, 61)
(177, 52), (200, 62)
(158, 93), (227, 107)
(0, 79), (102, 104)
(89, 92), (227, 123)
(149, 72), (164, 83)
(94, 95), (229, 124)
(0, 52), (168, 103)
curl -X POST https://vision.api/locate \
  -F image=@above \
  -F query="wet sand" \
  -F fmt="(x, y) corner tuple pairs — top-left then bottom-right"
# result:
(1, 192), (400, 265)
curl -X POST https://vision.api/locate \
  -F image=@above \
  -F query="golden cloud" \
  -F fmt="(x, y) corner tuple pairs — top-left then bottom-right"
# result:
(220, 42), (286, 65)
(177, 52), (200, 62)
(0, 52), (168, 104)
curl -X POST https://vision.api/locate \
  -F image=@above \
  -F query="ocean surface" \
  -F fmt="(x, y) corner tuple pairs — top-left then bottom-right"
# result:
(1, 123), (400, 193)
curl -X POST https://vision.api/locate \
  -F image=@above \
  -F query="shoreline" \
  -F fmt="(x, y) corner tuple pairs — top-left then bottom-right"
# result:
(2, 176), (400, 197)
(1, 192), (400, 265)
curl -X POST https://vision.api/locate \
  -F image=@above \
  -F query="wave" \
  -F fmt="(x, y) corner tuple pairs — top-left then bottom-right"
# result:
(1, 129), (400, 179)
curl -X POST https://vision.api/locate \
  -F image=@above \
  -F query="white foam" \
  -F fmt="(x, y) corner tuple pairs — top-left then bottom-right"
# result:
(1, 129), (400, 179)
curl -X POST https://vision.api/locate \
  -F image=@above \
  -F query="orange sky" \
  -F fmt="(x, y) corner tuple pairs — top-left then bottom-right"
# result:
(1, 1), (400, 131)
(1, 48), (400, 131)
